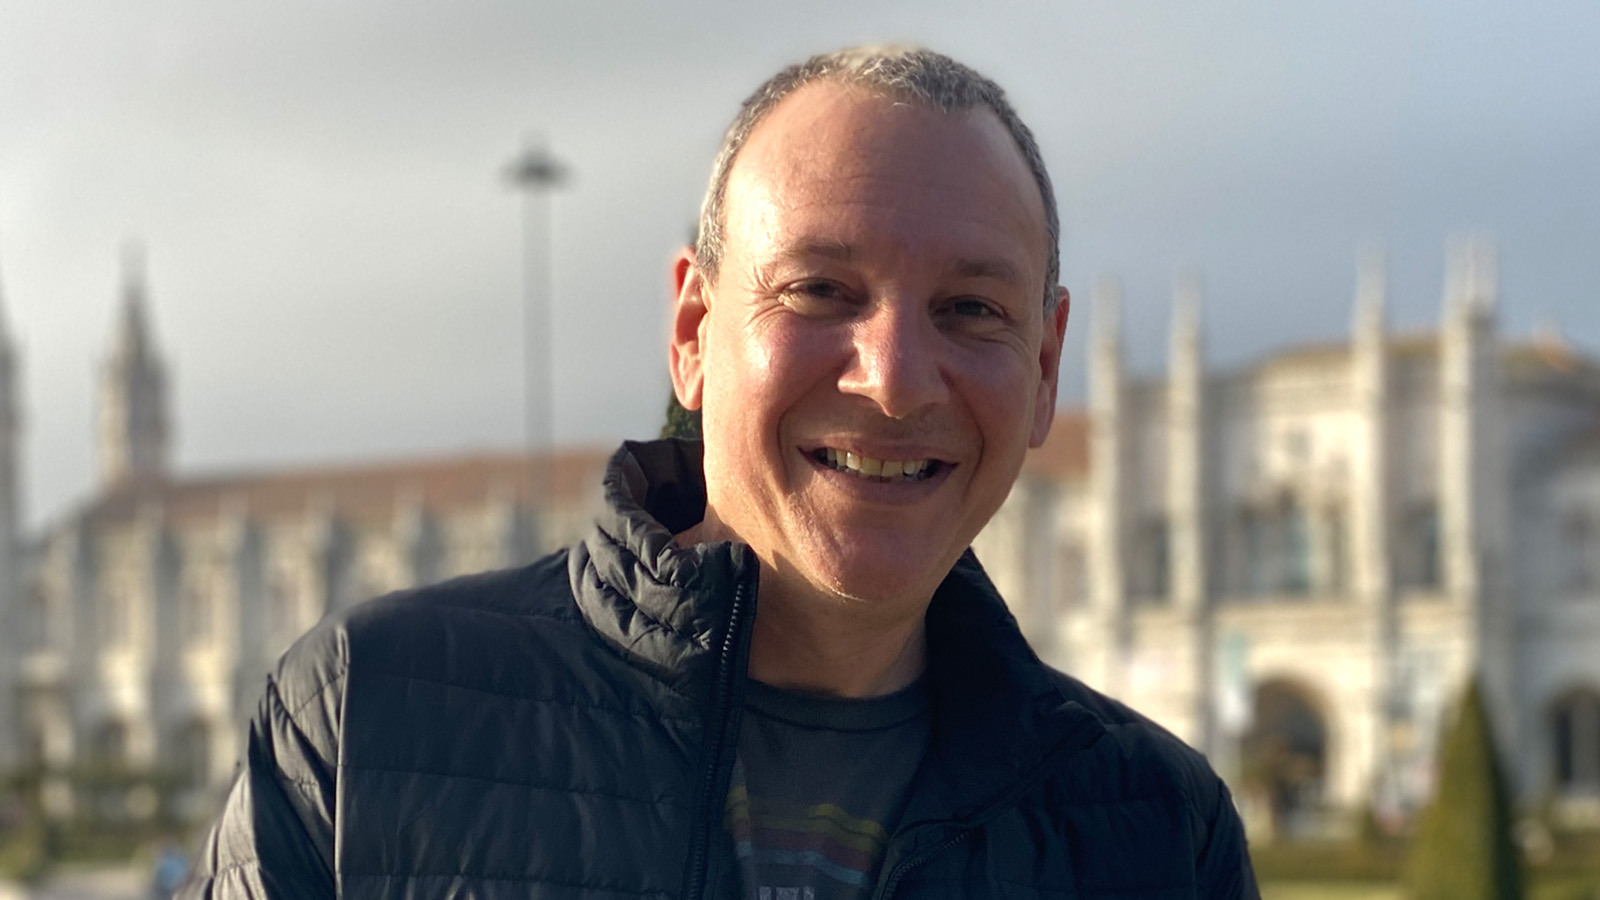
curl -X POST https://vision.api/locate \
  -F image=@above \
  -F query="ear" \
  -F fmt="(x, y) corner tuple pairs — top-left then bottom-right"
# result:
(669, 247), (710, 411)
(1029, 286), (1071, 448)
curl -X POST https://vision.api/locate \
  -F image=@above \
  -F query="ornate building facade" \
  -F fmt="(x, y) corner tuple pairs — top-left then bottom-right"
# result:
(976, 241), (1600, 836)
(2, 241), (1598, 836)
(0, 260), (610, 818)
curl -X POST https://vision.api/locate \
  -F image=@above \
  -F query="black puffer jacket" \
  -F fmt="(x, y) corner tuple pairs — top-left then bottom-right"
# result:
(182, 440), (1257, 899)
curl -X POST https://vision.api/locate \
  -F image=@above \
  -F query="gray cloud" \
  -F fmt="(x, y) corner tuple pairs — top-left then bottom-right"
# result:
(3, 0), (1599, 528)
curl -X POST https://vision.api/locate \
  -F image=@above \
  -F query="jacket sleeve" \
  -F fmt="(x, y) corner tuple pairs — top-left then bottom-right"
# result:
(176, 673), (340, 900)
(1194, 779), (1260, 900)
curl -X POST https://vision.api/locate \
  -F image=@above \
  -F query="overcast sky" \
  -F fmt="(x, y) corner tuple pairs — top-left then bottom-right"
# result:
(3, 1), (1598, 530)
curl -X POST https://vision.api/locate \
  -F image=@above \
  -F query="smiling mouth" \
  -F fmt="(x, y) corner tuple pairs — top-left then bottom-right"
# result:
(810, 448), (948, 482)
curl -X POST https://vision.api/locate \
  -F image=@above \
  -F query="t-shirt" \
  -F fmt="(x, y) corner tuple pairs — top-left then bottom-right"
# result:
(724, 677), (931, 900)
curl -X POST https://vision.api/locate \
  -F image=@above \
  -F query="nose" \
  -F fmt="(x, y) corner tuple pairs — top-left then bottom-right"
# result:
(836, 302), (950, 419)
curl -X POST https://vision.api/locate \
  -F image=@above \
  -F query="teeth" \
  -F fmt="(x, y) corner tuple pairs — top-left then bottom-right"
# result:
(816, 449), (934, 481)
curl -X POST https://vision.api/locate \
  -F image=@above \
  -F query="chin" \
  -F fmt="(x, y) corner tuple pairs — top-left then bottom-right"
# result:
(812, 555), (945, 610)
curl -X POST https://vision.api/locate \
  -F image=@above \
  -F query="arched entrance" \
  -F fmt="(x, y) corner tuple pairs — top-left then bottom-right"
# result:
(1242, 678), (1329, 839)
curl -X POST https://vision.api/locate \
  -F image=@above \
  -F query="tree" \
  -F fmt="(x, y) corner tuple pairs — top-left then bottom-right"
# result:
(660, 391), (701, 441)
(1403, 677), (1524, 900)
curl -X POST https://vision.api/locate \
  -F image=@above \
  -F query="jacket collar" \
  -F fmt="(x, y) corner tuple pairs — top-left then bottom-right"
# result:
(568, 439), (757, 698)
(572, 439), (1105, 812)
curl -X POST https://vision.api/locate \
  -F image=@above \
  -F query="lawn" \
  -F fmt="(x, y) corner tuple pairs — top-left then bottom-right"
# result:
(1262, 883), (1396, 900)
(1262, 879), (1600, 900)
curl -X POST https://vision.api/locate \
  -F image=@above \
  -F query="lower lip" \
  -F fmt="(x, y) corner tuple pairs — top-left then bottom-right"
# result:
(803, 453), (952, 504)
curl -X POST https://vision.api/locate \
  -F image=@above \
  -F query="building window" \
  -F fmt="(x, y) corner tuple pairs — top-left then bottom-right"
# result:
(98, 584), (131, 648)
(1236, 494), (1318, 598)
(1131, 517), (1170, 603)
(1553, 689), (1600, 795)
(1401, 502), (1441, 590)
(265, 572), (298, 644)
(91, 719), (130, 768)
(1565, 510), (1596, 594)
(171, 721), (211, 788)
(1239, 508), (1266, 596)
(21, 723), (47, 770)
(24, 582), (52, 650)
(1322, 507), (1347, 593)
(1281, 500), (1312, 595)
(1055, 541), (1087, 612)
(182, 581), (215, 645)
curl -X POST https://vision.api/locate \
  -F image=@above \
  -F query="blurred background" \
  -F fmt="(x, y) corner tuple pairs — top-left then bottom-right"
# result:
(1, 1), (1598, 896)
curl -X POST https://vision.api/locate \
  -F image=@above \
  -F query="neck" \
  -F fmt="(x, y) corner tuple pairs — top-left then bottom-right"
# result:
(747, 583), (928, 698)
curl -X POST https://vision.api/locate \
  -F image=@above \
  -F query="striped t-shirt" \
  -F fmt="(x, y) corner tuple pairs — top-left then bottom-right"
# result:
(725, 677), (931, 900)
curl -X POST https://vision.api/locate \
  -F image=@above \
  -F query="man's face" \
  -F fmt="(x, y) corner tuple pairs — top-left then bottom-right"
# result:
(671, 81), (1069, 610)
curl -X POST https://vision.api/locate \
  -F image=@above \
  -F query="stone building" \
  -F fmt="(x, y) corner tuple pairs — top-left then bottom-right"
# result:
(0, 259), (610, 818)
(3, 241), (1599, 837)
(976, 240), (1600, 836)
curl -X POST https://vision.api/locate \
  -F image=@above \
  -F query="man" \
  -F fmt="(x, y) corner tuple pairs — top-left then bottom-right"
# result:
(182, 46), (1257, 899)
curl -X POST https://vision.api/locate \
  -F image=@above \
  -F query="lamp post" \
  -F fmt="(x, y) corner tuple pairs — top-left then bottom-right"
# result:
(504, 137), (568, 520)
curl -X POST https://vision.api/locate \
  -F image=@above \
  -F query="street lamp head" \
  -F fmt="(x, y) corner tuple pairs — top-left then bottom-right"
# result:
(505, 139), (570, 191)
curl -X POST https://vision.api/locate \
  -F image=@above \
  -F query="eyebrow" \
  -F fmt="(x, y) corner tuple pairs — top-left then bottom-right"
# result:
(772, 238), (855, 265)
(771, 241), (1024, 285)
(949, 256), (1024, 286)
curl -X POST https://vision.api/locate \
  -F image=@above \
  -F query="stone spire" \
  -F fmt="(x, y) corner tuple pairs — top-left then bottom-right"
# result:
(1087, 277), (1129, 692)
(1167, 271), (1206, 614)
(1438, 236), (1498, 601)
(1445, 235), (1498, 318)
(1350, 247), (1405, 814)
(1438, 235), (1519, 775)
(98, 242), (170, 486)
(1167, 272), (1216, 754)
(1351, 246), (1391, 603)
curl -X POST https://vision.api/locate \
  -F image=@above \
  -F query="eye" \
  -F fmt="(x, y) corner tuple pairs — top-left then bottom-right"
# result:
(944, 297), (1001, 319)
(793, 280), (847, 301)
(781, 279), (858, 314)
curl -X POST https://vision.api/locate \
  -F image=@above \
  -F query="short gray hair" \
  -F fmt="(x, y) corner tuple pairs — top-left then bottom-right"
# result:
(694, 45), (1061, 311)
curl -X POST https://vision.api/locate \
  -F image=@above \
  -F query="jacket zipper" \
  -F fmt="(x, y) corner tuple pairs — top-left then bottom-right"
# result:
(873, 711), (1105, 900)
(876, 829), (973, 900)
(683, 575), (751, 900)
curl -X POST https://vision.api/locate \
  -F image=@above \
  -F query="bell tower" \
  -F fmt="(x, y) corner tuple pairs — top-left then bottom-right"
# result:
(98, 245), (170, 487)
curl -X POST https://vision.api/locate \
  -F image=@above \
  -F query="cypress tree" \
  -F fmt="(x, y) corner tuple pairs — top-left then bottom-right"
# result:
(1403, 677), (1524, 900)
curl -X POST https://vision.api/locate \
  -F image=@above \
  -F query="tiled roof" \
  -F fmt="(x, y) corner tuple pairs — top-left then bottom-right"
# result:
(1022, 411), (1088, 482)
(1235, 331), (1600, 383)
(72, 446), (617, 529)
(1250, 332), (1439, 376)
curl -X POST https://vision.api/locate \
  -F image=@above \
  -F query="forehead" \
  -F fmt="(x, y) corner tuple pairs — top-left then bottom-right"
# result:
(722, 81), (1049, 275)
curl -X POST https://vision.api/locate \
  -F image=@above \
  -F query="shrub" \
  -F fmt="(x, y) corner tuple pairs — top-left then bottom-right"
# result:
(1403, 677), (1524, 900)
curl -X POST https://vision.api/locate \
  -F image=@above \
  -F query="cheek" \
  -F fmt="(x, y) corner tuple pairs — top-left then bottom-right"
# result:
(716, 320), (834, 409)
(958, 350), (1042, 442)
(961, 343), (1038, 400)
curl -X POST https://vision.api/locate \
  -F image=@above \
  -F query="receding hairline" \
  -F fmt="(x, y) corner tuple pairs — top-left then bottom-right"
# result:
(694, 46), (1062, 311)
(720, 83), (1052, 285)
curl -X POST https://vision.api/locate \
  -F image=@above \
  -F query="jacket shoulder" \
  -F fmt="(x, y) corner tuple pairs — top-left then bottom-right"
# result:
(1041, 667), (1255, 892)
(267, 550), (580, 739)
(1044, 667), (1234, 826)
